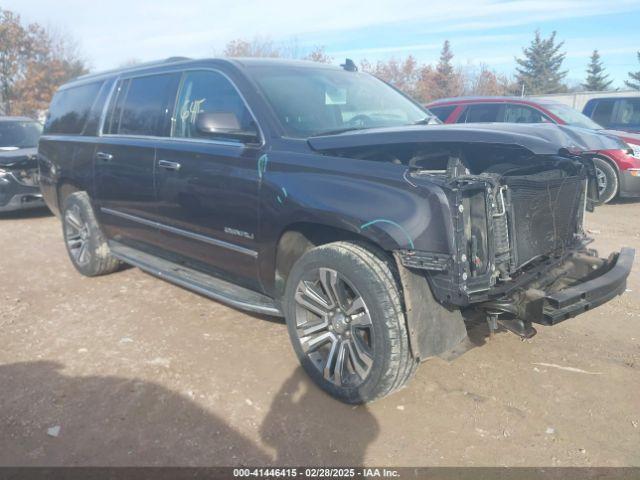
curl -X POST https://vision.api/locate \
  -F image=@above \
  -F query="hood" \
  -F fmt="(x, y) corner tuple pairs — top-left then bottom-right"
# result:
(0, 147), (38, 169)
(308, 123), (626, 156)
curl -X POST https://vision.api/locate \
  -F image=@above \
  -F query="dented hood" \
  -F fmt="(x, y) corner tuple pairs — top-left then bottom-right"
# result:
(308, 123), (626, 155)
(0, 147), (38, 168)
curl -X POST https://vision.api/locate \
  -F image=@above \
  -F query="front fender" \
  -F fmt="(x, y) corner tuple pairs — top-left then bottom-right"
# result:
(257, 149), (455, 292)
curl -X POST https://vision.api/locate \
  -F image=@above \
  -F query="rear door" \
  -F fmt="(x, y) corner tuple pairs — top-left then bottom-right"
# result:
(94, 72), (181, 251)
(154, 69), (264, 290)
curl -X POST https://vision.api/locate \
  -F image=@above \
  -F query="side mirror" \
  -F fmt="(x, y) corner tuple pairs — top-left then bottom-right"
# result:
(195, 112), (259, 143)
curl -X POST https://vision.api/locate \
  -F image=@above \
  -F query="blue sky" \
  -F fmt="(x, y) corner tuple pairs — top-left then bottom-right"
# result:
(6, 0), (640, 88)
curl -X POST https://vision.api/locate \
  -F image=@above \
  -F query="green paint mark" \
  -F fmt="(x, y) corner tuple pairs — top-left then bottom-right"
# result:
(257, 154), (269, 179)
(360, 219), (415, 249)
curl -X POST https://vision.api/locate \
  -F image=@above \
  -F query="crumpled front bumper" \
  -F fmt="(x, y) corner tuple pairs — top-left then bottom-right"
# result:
(540, 247), (635, 325)
(481, 247), (635, 336)
(0, 174), (44, 212)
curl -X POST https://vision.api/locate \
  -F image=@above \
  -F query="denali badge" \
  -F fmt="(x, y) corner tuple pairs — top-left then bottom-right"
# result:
(224, 227), (254, 240)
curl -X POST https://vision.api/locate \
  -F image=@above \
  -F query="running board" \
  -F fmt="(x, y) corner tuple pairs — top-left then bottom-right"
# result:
(109, 241), (282, 317)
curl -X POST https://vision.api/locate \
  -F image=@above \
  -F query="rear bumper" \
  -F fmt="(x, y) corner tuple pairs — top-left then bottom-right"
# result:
(541, 247), (635, 325)
(619, 169), (640, 198)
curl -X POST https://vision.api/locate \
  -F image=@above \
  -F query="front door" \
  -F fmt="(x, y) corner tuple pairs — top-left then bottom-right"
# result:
(155, 70), (263, 290)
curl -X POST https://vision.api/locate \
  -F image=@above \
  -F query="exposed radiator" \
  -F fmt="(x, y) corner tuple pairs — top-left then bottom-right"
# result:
(504, 171), (584, 269)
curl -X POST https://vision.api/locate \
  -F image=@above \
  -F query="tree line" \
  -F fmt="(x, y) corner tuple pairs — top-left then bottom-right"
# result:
(222, 31), (640, 102)
(1, 5), (640, 118)
(0, 8), (88, 117)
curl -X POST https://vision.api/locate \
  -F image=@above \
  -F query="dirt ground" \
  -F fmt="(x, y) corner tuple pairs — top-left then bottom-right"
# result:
(1, 201), (638, 467)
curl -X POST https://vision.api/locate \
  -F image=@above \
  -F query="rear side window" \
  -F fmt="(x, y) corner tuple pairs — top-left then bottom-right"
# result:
(462, 104), (503, 123)
(590, 99), (615, 127)
(106, 73), (180, 137)
(504, 104), (548, 123)
(44, 81), (103, 134)
(428, 105), (456, 122)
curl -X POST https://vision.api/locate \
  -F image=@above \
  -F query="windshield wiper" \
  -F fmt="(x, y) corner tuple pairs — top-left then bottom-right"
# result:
(315, 127), (368, 136)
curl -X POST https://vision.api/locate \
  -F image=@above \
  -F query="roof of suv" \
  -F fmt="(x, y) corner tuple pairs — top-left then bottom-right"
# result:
(68, 56), (343, 88)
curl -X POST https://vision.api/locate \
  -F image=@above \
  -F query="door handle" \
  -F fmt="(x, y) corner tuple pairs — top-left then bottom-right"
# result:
(95, 151), (114, 162)
(158, 160), (181, 171)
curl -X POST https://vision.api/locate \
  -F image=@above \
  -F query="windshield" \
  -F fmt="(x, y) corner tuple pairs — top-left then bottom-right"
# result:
(0, 121), (42, 149)
(248, 65), (429, 137)
(544, 103), (603, 130)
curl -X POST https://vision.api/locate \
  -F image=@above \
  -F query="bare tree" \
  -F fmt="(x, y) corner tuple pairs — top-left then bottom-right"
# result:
(304, 46), (332, 64)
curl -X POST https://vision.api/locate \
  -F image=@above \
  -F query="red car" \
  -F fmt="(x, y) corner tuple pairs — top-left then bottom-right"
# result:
(426, 97), (640, 203)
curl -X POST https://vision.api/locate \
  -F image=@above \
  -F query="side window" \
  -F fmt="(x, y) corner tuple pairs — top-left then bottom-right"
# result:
(612, 99), (640, 128)
(428, 105), (456, 122)
(463, 104), (503, 123)
(106, 73), (180, 137)
(44, 81), (104, 135)
(590, 99), (615, 127)
(173, 70), (256, 141)
(504, 104), (547, 123)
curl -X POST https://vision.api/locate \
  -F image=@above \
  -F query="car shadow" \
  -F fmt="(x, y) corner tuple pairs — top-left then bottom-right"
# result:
(260, 367), (379, 465)
(0, 361), (379, 466)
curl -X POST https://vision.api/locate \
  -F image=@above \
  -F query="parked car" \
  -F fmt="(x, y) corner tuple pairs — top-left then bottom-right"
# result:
(39, 58), (633, 403)
(426, 97), (640, 203)
(0, 116), (44, 212)
(583, 96), (640, 134)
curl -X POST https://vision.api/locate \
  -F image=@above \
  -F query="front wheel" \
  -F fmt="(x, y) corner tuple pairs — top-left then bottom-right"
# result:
(283, 242), (417, 404)
(593, 158), (619, 204)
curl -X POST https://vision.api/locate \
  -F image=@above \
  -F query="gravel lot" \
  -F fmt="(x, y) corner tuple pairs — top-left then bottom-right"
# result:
(1, 201), (638, 466)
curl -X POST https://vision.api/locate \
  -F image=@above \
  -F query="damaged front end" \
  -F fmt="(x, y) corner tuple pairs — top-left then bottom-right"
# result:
(310, 123), (634, 341)
(402, 152), (633, 338)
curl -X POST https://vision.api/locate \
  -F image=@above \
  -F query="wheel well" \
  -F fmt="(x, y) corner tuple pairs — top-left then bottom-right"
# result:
(273, 223), (389, 297)
(57, 182), (81, 211)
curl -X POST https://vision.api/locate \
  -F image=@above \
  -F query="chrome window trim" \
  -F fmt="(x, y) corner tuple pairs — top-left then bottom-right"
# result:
(100, 207), (258, 258)
(97, 67), (265, 148)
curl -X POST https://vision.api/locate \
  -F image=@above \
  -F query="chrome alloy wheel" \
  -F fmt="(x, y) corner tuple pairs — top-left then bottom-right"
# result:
(64, 204), (91, 266)
(595, 166), (607, 197)
(293, 268), (374, 388)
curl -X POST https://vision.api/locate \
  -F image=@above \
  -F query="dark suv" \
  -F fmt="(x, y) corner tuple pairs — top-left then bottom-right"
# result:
(39, 58), (634, 403)
(0, 117), (44, 212)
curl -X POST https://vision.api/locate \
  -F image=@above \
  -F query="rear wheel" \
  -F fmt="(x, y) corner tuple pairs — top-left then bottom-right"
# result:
(593, 158), (619, 204)
(283, 241), (417, 404)
(62, 192), (120, 276)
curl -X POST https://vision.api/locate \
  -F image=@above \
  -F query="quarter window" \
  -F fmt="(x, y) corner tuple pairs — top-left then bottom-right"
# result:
(172, 70), (256, 141)
(106, 73), (180, 136)
(45, 81), (103, 135)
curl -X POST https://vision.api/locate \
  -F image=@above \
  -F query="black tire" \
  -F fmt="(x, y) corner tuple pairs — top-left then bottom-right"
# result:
(593, 157), (619, 204)
(283, 241), (418, 404)
(61, 192), (120, 277)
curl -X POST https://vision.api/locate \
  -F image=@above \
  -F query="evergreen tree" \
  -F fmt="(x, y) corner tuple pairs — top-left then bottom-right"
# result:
(515, 30), (568, 94)
(583, 50), (612, 91)
(626, 51), (640, 90)
(432, 40), (464, 98)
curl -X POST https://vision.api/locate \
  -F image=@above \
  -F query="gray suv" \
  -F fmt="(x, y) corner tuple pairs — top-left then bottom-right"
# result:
(0, 117), (44, 212)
